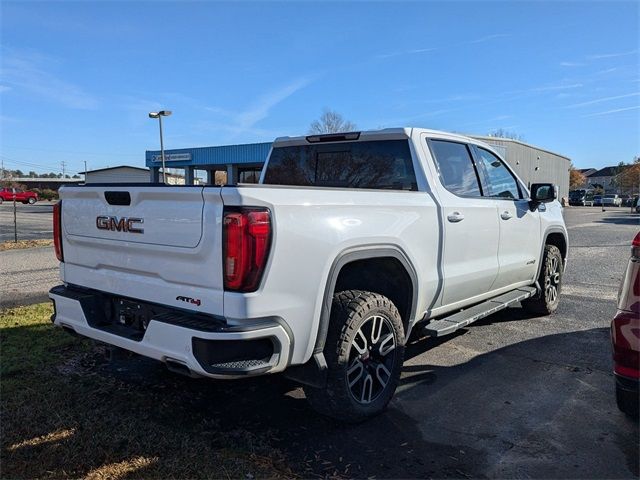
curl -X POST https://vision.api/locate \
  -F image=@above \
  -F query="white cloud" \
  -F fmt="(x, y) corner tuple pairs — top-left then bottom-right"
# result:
(584, 105), (640, 117)
(529, 83), (583, 93)
(566, 92), (640, 108)
(201, 77), (313, 135)
(0, 85), (12, 93)
(1, 48), (99, 109)
(469, 33), (511, 44)
(587, 49), (639, 60)
(560, 61), (586, 67)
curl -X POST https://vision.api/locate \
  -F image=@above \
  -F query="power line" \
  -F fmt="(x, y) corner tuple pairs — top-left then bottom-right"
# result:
(0, 155), (61, 171)
(2, 145), (141, 157)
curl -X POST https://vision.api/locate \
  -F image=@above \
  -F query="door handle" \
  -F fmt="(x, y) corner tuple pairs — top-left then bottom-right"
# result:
(447, 212), (465, 223)
(500, 211), (513, 220)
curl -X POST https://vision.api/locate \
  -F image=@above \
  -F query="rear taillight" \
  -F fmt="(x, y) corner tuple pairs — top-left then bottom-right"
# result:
(632, 231), (640, 258)
(223, 208), (271, 292)
(612, 310), (640, 379)
(53, 201), (63, 262)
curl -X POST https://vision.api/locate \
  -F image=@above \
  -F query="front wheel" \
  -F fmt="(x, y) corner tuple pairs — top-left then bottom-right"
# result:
(303, 290), (405, 423)
(522, 245), (563, 315)
(27, 197), (36, 204)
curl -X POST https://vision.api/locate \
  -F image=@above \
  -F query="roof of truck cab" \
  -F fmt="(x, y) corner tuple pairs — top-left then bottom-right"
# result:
(273, 127), (482, 147)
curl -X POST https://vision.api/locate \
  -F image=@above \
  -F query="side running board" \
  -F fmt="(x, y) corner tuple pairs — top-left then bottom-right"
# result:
(422, 286), (538, 337)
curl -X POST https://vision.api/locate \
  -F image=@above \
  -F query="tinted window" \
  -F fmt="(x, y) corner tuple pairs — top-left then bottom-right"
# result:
(263, 140), (417, 190)
(429, 140), (481, 196)
(475, 148), (520, 199)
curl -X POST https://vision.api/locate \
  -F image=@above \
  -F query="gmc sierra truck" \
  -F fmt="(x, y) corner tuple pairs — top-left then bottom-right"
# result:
(49, 128), (568, 422)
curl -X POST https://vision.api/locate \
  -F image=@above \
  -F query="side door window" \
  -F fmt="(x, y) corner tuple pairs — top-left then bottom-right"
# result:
(428, 140), (482, 197)
(474, 148), (521, 200)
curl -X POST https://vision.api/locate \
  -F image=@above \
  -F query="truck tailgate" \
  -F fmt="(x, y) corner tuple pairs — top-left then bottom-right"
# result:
(59, 186), (225, 315)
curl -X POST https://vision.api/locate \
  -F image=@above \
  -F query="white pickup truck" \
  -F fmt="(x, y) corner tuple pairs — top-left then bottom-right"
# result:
(50, 128), (568, 422)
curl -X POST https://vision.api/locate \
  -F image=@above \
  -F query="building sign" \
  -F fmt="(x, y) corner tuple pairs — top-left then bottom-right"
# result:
(151, 153), (192, 162)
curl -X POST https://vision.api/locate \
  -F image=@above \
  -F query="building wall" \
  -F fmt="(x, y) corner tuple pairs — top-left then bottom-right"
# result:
(471, 136), (571, 200)
(86, 167), (150, 184)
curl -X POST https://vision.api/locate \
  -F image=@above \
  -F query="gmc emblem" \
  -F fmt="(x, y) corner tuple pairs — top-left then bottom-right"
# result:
(96, 216), (144, 234)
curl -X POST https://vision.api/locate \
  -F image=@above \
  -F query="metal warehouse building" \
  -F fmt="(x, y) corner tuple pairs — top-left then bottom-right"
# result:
(146, 133), (570, 198)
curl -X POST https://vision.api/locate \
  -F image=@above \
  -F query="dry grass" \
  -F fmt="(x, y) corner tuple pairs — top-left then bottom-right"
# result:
(0, 303), (296, 479)
(0, 239), (54, 251)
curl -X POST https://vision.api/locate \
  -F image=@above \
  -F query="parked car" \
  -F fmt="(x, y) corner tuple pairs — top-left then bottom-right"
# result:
(569, 189), (595, 206)
(0, 187), (38, 204)
(594, 195), (603, 206)
(49, 128), (568, 422)
(602, 194), (622, 207)
(611, 231), (640, 418)
(619, 195), (631, 207)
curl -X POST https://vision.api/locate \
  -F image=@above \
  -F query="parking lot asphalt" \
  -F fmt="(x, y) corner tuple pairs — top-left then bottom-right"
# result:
(0, 246), (58, 308)
(0, 202), (54, 242)
(1, 206), (639, 478)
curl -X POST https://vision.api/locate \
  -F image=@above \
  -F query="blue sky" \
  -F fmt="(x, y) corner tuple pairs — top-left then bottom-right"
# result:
(1, 1), (638, 175)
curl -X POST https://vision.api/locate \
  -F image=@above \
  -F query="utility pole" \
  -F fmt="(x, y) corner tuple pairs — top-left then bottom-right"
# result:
(84, 161), (87, 183)
(61, 161), (66, 178)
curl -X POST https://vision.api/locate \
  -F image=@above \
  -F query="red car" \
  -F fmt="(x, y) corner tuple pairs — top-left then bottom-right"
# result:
(0, 187), (38, 204)
(611, 231), (640, 418)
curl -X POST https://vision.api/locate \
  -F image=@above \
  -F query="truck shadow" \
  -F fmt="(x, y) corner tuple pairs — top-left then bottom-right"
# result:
(594, 213), (640, 226)
(2, 324), (638, 479)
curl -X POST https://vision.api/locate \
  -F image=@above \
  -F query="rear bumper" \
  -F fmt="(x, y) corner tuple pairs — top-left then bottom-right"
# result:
(49, 285), (291, 379)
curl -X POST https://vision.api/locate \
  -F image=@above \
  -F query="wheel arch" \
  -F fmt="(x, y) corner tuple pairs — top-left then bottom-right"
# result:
(313, 245), (418, 356)
(537, 227), (568, 278)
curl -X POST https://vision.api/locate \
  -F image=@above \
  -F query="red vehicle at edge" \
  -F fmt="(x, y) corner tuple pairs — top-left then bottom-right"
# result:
(611, 231), (640, 418)
(0, 187), (38, 204)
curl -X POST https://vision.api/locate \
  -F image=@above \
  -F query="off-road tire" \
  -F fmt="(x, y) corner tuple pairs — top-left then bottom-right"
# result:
(303, 290), (405, 423)
(522, 244), (563, 315)
(616, 385), (639, 419)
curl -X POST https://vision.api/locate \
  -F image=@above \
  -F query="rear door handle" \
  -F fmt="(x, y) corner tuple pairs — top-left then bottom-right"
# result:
(500, 211), (513, 220)
(447, 212), (465, 223)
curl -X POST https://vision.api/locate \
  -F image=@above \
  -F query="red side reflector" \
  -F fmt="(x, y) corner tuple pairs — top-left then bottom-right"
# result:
(223, 208), (271, 292)
(53, 201), (64, 262)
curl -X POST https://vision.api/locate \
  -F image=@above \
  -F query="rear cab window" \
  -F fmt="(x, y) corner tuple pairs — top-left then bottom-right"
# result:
(428, 139), (482, 197)
(263, 140), (418, 191)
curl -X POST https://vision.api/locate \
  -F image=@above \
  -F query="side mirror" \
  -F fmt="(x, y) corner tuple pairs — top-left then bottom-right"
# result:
(530, 183), (556, 205)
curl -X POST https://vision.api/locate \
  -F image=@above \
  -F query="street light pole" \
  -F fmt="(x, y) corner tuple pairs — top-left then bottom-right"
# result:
(149, 110), (172, 184)
(158, 114), (166, 183)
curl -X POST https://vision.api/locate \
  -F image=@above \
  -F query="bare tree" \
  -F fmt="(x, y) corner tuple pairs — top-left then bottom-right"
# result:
(488, 128), (525, 141)
(309, 109), (356, 134)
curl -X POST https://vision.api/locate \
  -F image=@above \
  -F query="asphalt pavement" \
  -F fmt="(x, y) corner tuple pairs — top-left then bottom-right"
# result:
(0, 202), (54, 242)
(1, 206), (638, 478)
(0, 246), (59, 308)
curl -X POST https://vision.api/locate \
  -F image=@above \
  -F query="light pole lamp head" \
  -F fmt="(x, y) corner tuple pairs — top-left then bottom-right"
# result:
(158, 110), (172, 117)
(148, 112), (159, 118)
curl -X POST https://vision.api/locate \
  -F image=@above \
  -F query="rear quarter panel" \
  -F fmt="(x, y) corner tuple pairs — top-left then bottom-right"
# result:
(221, 185), (439, 364)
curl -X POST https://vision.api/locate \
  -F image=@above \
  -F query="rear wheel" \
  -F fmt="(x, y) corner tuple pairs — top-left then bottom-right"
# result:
(522, 245), (563, 315)
(0, 197), (3, 204)
(27, 197), (36, 204)
(303, 290), (405, 423)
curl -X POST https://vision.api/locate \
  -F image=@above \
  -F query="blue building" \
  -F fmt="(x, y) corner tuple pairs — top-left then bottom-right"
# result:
(146, 142), (272, 185)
